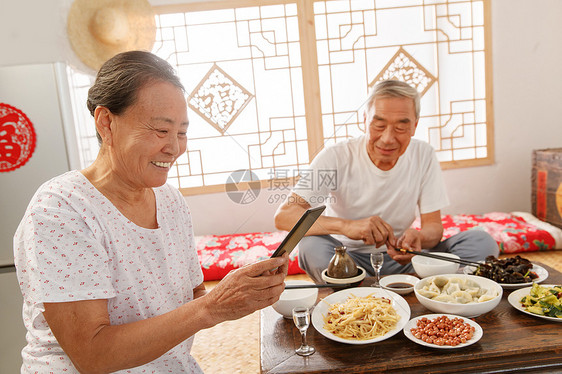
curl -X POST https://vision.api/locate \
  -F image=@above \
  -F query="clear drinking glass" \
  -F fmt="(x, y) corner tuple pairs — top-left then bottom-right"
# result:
(292, 306), (315, 356)
(370, 252), (384, 287)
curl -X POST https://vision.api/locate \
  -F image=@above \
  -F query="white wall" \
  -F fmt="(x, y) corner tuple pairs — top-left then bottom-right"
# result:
(2, 0), (562, 236)
(444, 0), (562, 217)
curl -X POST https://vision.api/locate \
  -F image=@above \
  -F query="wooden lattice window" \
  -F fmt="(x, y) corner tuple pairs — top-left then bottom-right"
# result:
(150, 0), (493, 195)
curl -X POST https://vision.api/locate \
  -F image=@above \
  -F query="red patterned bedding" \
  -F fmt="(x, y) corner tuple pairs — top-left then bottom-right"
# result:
(196, 231), (301, 281)
(412, 212), (561, 254)
(195, 212), (562, 281)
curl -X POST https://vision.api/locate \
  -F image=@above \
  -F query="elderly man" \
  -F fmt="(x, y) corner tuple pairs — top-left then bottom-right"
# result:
(274, 80), (498, 283)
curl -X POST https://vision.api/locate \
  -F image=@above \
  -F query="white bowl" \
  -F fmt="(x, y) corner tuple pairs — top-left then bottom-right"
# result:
(411, 253), (460, 278)
(272, 280), (318, 318)
(380, 274), (419, 295)
(414, 274), (503, 317)
(321, 266), (366, 286)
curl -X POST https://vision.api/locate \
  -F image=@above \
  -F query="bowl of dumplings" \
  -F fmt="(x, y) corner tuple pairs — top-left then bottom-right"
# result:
(414, 274), (503, 317)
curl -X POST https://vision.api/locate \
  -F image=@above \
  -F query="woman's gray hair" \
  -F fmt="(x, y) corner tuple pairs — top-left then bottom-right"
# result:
(365, 80), (420, 120)
(87, 50), (185, 144)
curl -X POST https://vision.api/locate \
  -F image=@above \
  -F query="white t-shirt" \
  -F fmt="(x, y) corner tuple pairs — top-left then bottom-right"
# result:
(294, 136), (449, 253)
(14, 171), (204, 373)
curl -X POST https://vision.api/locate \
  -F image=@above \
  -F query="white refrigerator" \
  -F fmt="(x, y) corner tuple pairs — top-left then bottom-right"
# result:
(0, 62), (83, 372)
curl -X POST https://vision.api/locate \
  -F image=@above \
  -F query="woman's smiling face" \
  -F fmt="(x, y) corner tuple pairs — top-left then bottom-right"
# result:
(108, 80), (188, 189)
(365, 96), (418, 171)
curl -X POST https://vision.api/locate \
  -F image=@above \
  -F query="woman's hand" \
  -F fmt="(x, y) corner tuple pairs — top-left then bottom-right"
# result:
(202, 255), (289, 324)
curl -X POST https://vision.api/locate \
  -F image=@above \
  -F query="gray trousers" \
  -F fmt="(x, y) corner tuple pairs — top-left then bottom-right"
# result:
(297, 230), (500, 284)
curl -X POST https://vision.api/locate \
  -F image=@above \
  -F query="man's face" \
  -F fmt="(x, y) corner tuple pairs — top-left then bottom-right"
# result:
(365, 96), (418, 171)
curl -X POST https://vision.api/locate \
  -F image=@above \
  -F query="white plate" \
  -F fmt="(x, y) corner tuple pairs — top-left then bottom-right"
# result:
(403, 314), (483, 349)
(463, 263), (548, 289)
(311, 287), (411, 345)
(507, 284), (562, 322)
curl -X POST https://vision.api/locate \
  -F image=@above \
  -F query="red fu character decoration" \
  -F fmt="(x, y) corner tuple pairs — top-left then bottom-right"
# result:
(0, 103), (36, 172)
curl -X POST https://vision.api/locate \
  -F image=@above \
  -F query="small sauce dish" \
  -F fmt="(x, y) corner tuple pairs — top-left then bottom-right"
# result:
(380, 274), (419, 295)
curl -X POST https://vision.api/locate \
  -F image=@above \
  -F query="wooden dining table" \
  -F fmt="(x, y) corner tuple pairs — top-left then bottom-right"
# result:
(260, 262), (562, 374)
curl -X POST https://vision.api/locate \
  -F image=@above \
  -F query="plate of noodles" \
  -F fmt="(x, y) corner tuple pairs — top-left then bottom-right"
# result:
(311, 287), (411, 345)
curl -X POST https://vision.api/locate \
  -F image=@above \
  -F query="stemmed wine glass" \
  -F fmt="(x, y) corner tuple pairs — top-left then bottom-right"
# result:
(370, 252), (384, 288)
(292, 306), (315, 356)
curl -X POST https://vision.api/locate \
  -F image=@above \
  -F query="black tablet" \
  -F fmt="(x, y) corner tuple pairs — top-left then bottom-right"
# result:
(270, 205), (326, 258)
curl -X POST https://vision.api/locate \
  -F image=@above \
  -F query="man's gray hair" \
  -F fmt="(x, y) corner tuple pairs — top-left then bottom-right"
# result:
(366, 80), (420, 120)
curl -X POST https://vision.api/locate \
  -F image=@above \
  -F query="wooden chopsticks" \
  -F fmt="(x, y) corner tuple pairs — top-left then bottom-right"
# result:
(399, 249), (481, 267)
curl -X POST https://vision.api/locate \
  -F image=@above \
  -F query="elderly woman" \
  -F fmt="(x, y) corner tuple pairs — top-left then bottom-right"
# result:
(14, 51), (288, 373)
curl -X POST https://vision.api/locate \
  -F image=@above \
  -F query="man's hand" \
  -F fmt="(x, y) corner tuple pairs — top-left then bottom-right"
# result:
(342, 215), (396, 247)
(386, 228), (421, 265)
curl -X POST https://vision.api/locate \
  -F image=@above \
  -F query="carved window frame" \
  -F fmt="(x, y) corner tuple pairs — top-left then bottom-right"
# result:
(151, 0), (493, 195)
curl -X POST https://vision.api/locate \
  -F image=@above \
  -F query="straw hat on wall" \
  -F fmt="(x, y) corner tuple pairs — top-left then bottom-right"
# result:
(67, 0), (156, 71)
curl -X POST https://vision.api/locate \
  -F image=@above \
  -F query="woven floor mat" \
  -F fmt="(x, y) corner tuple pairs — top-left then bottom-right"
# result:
(191, 311), (260, 374)
(192, 250), (562, 373)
